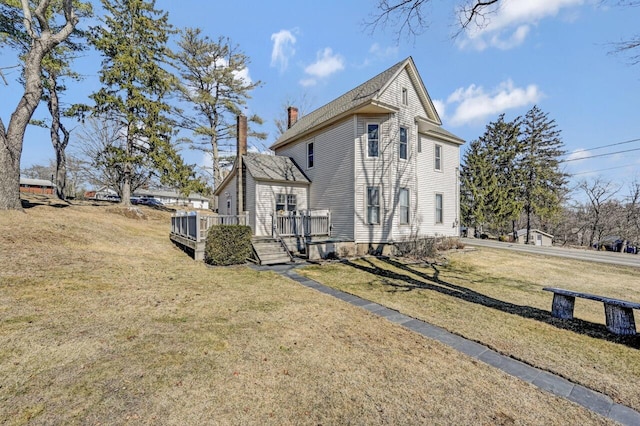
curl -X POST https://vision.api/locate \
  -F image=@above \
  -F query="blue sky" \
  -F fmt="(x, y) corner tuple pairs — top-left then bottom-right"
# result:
(2, 0), (640, 197)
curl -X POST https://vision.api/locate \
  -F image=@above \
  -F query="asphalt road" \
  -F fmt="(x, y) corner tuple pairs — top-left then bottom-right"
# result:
(461, 238), (640, 269)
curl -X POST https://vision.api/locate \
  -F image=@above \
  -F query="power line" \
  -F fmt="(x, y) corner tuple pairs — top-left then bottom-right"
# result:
(571, 164), (639, 176)
(560, 147), (640, 163)
(566, 137), (640, 155)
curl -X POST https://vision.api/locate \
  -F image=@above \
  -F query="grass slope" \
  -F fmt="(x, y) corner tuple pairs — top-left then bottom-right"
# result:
(299, 249), (640, 413)
(0, 198), (612, 425)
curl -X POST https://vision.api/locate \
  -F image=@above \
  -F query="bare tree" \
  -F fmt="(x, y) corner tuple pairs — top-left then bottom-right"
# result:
(578, 177), (621, 248)
(74, 117), (152, 198)
(365, 0), (499, 40)
(0, 0), (78, 210)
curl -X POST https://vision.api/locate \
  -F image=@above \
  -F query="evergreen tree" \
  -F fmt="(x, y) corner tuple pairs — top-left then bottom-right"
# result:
(86, 0), (201, 206)
(460, 138), (493, 235)
(520, 105), (568, 243)
(461, 114), (523, 236)
(173, 28), (265, 190)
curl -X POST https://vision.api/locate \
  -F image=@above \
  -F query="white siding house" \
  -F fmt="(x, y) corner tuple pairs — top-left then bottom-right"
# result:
(215, 56), (464, 253)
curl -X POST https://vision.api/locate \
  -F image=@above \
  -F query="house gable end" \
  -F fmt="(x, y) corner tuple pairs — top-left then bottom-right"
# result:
(376, 57), (441, 125)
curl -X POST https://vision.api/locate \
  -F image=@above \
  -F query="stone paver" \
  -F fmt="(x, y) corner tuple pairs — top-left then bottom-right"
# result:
(259, 264), (640, 426)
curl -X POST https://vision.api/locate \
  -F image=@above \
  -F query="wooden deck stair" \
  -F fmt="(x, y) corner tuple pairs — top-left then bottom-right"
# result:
(252, 238), (293, 265)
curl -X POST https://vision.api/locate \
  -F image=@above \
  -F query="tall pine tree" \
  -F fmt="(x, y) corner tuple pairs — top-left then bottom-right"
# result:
(173, 28), (265, 190)
(87, 0), (199, 206)
(461, 114), (522, 236)
(520, 105), (567, 242)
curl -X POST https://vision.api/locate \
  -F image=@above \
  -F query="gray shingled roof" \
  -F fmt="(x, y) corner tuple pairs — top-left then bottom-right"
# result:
(271, 58), (408, 149)
(418, 119), (465, 145)
(20, 178), (54, 187)
(243, 152), (309, 183)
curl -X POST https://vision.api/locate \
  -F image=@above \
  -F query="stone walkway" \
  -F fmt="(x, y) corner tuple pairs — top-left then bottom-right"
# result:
(251, 262), (640, 426)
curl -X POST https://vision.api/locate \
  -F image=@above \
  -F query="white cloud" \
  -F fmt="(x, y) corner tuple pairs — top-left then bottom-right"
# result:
(440, 79), (543, 126)
(566, 149), (592, 162)
(459, 0), (585, 50)
(432, 99), (446, 119)
(304, 48), (345, 79)
(270, 29), (297, 71)
(299, 78), (317, 87)
(369, 43), (399, 59)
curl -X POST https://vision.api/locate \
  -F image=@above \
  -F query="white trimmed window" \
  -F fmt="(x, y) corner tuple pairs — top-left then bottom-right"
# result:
(402, 87), (408, 105)
(399, 188), (409, 225)
(307, 141), (314, 168)
(399, 127), (408, 160)
(276, 194), (297, 213)
(367, 123), (379, 157)
(435, 193), (443, 224)
(435, 144), (442, 171)
(367, 186), (380, 224)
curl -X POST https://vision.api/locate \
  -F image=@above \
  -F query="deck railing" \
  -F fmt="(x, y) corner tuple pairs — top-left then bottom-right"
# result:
(272, 210), (331, 237)
(171, 211), (249, 243)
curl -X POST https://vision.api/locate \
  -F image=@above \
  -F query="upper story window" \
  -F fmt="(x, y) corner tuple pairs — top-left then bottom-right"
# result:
(307, 141), (314, 168)
(367, 123), (379, 157)
(367, 186), (380, 224)
(399, 127), (408, 160)
(402, 88), (408, 106)
(399, 188), (409, 225)
(435, 144), (442, 171)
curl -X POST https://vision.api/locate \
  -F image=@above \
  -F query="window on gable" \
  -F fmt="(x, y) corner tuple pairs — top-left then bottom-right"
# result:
(435, 193), (443, 224)
(367, 123), (379, 157)
(399, 127), (408, 160)
(367, 186), (380, 224)
(402, 87), (408, 105)
(399, 188), (409, 225)
(435, 144), (442, 171)
(307, 142), (314, 168)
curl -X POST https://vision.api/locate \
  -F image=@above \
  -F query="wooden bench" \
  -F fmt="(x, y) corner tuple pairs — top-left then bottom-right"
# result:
(543, 287), (640, 336)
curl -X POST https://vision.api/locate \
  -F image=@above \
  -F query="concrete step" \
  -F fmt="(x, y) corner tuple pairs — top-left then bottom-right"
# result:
(253, 243), (285, 251)
(260, 255), (292, 265)
(251, 239), (292, 265)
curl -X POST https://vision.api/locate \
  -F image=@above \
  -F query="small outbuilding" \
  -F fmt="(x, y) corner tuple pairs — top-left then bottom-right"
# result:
(19, 178), (54, 195)
(515, 229), (553, 246)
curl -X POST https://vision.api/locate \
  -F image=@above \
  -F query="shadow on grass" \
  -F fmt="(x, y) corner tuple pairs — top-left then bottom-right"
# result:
(21, 196), (70, 209)
(341, 257), (640, 349)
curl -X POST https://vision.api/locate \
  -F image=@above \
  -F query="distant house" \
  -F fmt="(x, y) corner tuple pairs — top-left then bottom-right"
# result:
(20, 178), (54, 195)
(516, 229), (553, 246)
(134, 189), (210, 210)
(215, 56), (464, 255)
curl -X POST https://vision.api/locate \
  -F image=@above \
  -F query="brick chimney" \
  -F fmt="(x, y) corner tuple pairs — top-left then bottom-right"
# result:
(287, 106), (298, 129)
(236, 115), (247, 215)
(237, 114), (247, 156)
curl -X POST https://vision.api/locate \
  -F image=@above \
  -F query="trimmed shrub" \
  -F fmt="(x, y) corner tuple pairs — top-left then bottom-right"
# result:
(394, 236), (465, 259)
(204, 225), (253, 266)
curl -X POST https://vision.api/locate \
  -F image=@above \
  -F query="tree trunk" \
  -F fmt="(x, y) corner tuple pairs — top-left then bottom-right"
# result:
(525, 205), (532, 244)
(121, 124), (133, 207)
(0, 40), (47, 210)
(47, 73), (69, 200)
(0, 135), (22, 210)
